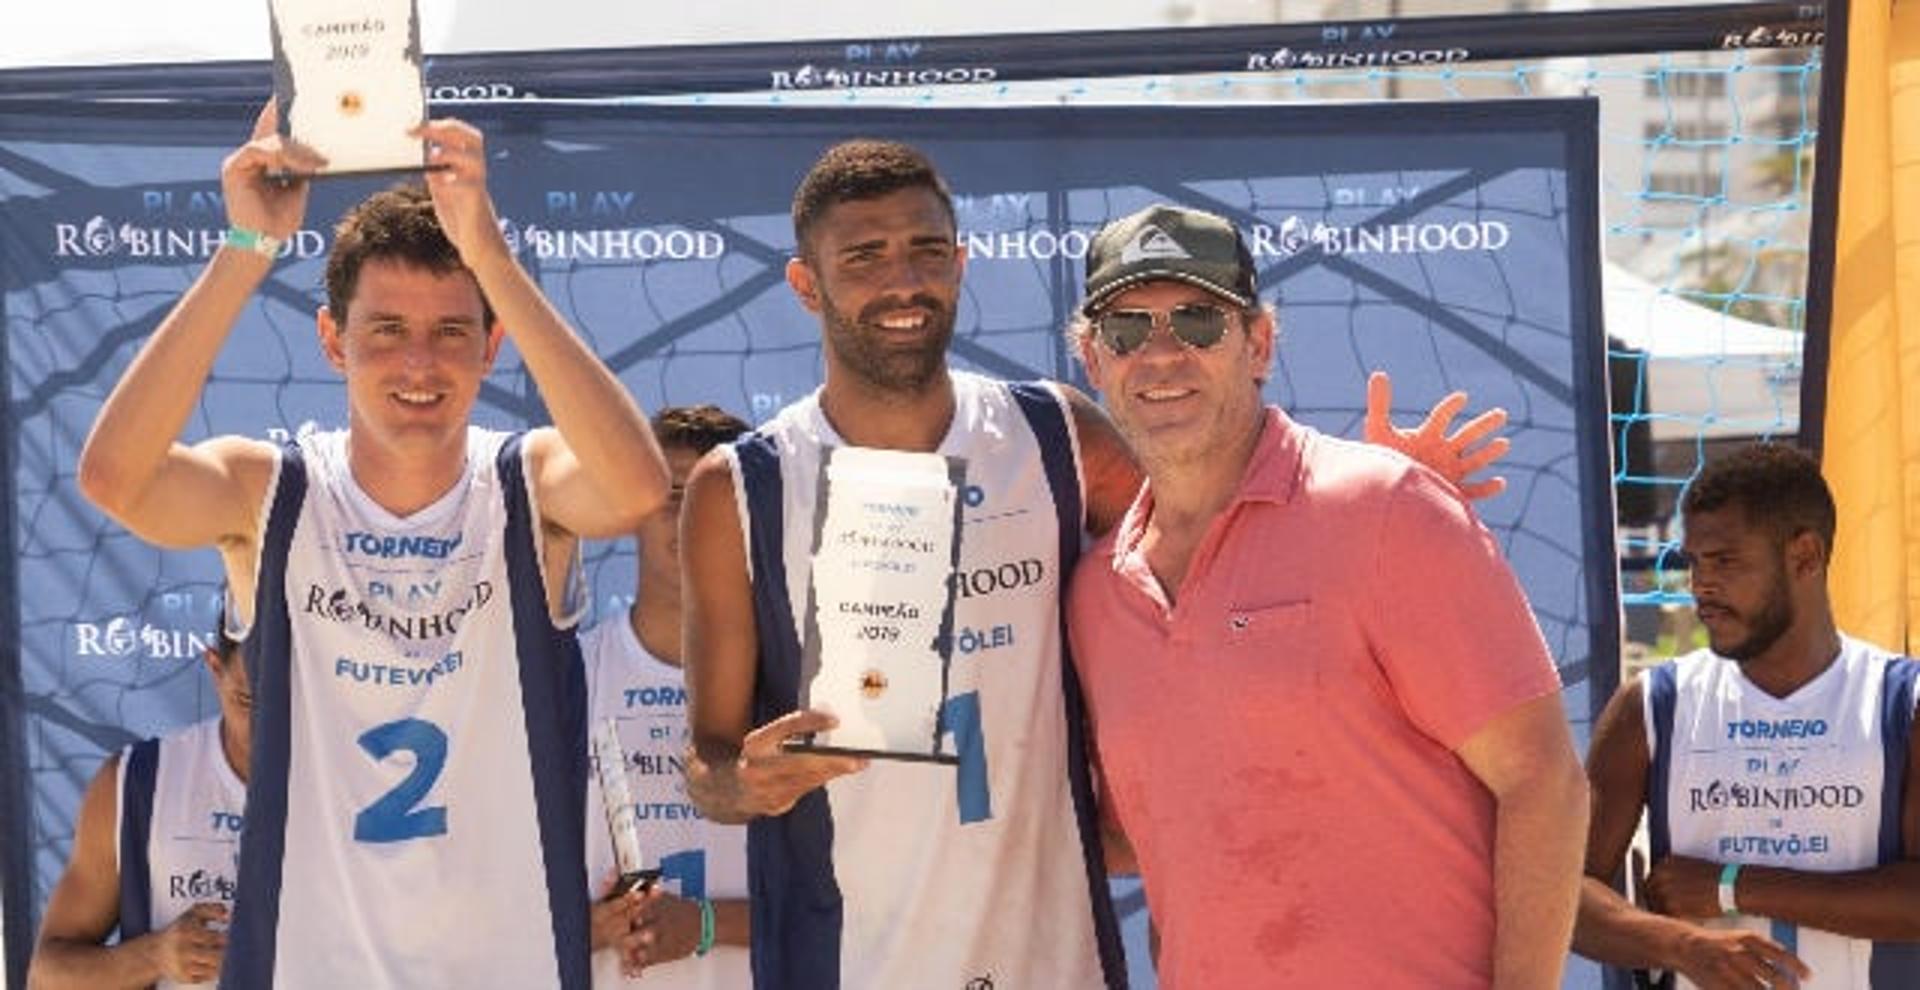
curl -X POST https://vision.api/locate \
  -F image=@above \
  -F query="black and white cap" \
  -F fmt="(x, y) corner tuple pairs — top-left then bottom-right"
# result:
(1080, 204), (1257, 316)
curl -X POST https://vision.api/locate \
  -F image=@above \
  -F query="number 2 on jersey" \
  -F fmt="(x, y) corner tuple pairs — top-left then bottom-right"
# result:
(353, 718), (450, 843)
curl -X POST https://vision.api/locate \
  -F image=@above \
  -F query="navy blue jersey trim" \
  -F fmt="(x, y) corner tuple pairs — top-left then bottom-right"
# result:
(116, 738), (160, 941)
(734, 431), (843, 990)
(1007, 381), (1128, 990)
(1645, 663), (1678, 863)
(497, 433), (592, 990)
(1870, 658), (1920, 988)
(222, 443), (307, 989)
(1876, 658), (1919, 861)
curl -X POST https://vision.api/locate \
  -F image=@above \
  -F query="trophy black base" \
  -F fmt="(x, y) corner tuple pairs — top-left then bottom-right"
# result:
(605, 869), (662, 900)
(265, 162), (451, 184)
(782, 738), (959, 765)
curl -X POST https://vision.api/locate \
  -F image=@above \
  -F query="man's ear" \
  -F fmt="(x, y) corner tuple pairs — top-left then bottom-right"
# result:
(1245, 306), (1277, 387)
(1786, 529), (1826, 581)
(317, 306), (348, 373)
(1073, 324), (1105, 387)
(483, 317), (506, 365)
(786, 257), (823, 314)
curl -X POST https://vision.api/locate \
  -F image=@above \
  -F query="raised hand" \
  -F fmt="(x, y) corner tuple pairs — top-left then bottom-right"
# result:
(411, 118), (509, 267)
(1364, 370), (1510, 501)
(221, 102), (326, 241)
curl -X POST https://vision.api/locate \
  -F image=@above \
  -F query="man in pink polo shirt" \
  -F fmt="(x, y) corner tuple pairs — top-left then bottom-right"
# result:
(1066, 204), (1589, 988)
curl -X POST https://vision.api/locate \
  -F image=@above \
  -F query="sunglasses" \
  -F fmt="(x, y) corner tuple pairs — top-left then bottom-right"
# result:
(1092, 303), (1234, 357)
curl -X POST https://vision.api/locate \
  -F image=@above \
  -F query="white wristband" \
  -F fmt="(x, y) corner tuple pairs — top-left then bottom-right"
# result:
(1717, 862), (1741, 916)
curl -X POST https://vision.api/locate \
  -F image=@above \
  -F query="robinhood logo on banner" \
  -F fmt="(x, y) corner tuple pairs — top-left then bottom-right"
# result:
(53, 216), (327, 261)
(1253, 215), (1511, 257)
(771, 64), (998, 90)
(72, 616), (217, 661)
(498, 217), (726, 263)
(957, 214), (1511, 262)
(1246, 46), (1470, 71)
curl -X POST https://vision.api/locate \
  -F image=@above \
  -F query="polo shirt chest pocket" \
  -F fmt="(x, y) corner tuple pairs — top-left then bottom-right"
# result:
(1211, 600), (1317, 664)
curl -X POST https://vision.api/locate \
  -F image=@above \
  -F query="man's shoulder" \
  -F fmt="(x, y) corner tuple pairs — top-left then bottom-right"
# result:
(1292, 426), (1428, 508)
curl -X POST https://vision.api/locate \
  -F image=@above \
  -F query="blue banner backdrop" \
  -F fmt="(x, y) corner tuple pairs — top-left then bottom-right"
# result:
(0, 98), (1612, 981)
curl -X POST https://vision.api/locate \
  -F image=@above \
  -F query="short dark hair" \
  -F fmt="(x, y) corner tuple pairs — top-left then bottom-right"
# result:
(324, 184), (495, 326)
(1682, 442), (1836, 560)
(791, 140), (955, 257)
(652, 404), (750, 455)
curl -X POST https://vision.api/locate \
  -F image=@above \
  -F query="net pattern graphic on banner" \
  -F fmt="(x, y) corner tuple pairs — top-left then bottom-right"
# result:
(0, 29), (1818, 990)
(586, 44), (1819, 682)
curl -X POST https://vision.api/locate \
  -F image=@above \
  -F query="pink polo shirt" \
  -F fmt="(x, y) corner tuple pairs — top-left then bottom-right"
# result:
(1067, 407), (1562, 989)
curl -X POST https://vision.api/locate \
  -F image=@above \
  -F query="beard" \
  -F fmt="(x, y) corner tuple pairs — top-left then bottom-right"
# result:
(819, 287), (954, 394)
(1712, 560), (1796, 662)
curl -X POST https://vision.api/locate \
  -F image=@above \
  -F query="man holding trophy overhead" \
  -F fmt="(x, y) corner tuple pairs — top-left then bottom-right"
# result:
(75, 3), (668, 975)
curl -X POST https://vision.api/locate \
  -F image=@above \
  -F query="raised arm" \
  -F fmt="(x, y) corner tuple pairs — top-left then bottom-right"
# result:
(1572, 680), (1810, 988)
(413, 118), (667, 539)
(679, 451), (862, 824)
(76, 104), (311, 553)
(29, 756), (229, 989)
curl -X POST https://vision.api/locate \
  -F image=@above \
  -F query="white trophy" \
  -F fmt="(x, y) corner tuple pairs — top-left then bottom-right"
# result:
(789, 445), (965, 763)
(268, 0), (432, 177)
(593, 717), (658, 897)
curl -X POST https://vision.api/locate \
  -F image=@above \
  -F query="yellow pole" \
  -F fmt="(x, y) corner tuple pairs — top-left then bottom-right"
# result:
(1823, 0), (1920, 655)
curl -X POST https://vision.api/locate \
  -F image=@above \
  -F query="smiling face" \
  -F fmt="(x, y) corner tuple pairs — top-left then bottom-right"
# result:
(1683, 505), (1800, 662)
(786, 186), (964, 396)
(318, 256), (503, 459)
(1078, 279), (1273, 472)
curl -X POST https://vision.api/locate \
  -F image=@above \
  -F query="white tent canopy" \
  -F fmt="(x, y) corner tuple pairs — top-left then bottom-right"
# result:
(1603, 262), (1804, 441)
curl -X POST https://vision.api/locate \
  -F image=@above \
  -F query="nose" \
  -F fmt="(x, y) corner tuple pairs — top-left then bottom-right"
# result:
(877, 255), (930, 296)
(401, 334), (435, 371)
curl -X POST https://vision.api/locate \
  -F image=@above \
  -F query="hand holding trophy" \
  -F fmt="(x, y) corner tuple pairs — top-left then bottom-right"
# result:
(268, 0), (434, 177)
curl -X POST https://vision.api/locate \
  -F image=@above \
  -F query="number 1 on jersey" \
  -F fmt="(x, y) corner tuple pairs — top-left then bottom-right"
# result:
(354, 718), (450, 843)
(941, 692), (992, 824)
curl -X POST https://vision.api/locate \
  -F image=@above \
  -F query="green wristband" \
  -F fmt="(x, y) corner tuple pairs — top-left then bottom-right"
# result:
(1717, 861), (1742, 917)
(224, 225), (283, 259)
(696, 897), (715, 957)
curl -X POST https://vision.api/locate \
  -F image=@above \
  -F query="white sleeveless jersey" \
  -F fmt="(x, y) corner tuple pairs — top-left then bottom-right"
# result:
(115, 717), (246, 990)
(727, 373), (1122, 990)
(579, 617), (749, 990)
(1645, 636), (1920, 989)
(225, 428), (591, 989)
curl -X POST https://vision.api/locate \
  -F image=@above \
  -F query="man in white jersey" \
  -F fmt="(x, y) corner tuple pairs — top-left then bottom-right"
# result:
(30, 608), (249, 989)
(583, 405), (752, 986)
(1575, 442), (1920, 989)
(679, 140), (1511, 989)
(76, 104), (668, 989)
